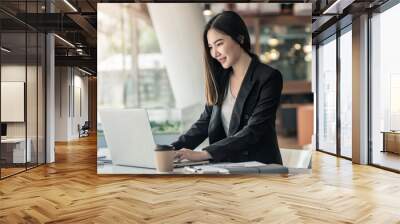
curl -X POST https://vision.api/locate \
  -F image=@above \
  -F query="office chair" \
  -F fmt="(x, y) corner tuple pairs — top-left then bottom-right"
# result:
(79, 121), (90, 138)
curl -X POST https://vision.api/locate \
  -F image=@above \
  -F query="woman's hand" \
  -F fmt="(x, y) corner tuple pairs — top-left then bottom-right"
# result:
(175, 148), (212, 162)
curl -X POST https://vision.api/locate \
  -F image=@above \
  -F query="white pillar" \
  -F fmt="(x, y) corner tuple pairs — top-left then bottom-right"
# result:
(46, 33), (55, 163)
(312, 45), (317, 150)
(147, 3), (206, 109)
(352, 14), (369, 164)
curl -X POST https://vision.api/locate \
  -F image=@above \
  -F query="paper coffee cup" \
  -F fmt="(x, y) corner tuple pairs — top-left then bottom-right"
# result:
(154, 145), (175, 172)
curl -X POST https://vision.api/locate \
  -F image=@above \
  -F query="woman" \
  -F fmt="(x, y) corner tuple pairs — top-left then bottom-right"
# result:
(172, 11), (283, 165)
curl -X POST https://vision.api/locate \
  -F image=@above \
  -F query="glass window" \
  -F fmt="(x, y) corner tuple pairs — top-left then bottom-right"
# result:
(1, 30), (28, 177)
(317, 36), (337, 154)
(339, 28), (352, 158)
(0, 1), (46, 179)
(371, 3), (400, 171)
(97, 4), (175, 111)
(97, 4), (179, 151)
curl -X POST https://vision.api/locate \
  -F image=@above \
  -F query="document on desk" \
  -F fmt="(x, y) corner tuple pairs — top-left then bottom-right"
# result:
(184, 161), (288, 174)
(184, 166), (229, 174)
(213, 161), (267, 168)
(217, 162), (288, 174)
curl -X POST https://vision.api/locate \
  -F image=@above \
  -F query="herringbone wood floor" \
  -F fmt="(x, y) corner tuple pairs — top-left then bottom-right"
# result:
(1, 135), (400, 224)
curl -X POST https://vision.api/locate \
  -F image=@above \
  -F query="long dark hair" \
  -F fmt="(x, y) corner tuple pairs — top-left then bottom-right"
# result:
(203, 11), (253, 106)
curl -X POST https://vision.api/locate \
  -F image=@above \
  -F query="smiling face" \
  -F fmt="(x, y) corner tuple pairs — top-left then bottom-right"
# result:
(207, 28), (242, 69)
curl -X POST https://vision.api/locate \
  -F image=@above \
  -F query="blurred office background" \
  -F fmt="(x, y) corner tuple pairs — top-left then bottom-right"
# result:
(97, 3), (313, 151)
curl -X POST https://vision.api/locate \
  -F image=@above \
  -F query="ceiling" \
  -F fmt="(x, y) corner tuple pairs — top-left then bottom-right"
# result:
(311, 0), (389, 44)
(1, 0), (99, 74)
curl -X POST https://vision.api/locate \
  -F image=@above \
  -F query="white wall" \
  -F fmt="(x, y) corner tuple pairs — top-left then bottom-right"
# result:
(72, 74), (89, 138)
(55, 67), (68, 141)
(1, 64), (46, 163)
(1, 66), (26, 131)
(1, 65), (34, 138)
(55, 67), (89, 141)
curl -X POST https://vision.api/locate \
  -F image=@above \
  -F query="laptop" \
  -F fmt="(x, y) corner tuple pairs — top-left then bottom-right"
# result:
(99, 108), (208, 169)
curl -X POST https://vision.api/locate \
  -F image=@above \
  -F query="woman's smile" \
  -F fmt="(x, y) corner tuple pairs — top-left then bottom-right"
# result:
(218, 57), (227, 64)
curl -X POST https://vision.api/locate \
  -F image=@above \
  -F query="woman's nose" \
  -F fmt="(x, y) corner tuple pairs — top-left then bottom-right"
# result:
(212, 48), (220, 58)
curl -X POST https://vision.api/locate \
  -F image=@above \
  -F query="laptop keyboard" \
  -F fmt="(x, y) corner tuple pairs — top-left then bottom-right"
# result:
(173, 160), (209, 168)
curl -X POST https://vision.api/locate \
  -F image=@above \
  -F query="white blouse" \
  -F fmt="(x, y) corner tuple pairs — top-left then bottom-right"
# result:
(221, 80), (236, 136)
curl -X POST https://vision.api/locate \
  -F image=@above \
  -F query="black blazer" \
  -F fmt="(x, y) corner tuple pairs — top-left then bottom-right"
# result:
(171, 55), (283, 165)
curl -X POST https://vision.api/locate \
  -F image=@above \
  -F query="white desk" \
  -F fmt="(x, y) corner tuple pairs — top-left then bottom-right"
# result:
(97, 163), (186, 174)
(97, 148), (309, 175)
(1, 138), (31, 163)
(96, 163), (309, 175)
